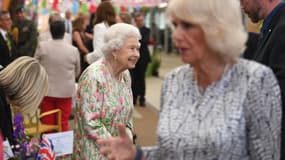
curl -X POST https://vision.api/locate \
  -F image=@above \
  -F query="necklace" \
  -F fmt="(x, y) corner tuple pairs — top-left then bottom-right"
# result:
(193, 63), (231, 97)
(191, 63), (232, 110)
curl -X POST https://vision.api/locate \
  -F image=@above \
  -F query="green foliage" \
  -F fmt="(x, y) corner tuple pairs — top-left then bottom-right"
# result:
(146, 50), (161, 77)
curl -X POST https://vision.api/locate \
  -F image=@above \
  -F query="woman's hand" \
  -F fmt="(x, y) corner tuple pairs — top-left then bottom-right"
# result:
(97, 124), (136, 160)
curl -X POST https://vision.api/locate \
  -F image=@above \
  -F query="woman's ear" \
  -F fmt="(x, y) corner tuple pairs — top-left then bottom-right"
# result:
(111, 50), (118, 60)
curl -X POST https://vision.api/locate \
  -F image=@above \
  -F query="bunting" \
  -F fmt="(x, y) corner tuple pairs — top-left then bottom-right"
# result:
(41, 0), (47, 8)
(2, 0), (11, 10)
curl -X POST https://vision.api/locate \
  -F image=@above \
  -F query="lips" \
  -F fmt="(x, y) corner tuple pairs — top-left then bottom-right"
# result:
(178, 48), (190, 54)
(128, 57), (138, 64)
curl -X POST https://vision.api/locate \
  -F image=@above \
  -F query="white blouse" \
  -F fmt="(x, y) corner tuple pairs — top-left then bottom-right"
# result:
(86, 22), (109, 64)
(143, 59), (281, 160)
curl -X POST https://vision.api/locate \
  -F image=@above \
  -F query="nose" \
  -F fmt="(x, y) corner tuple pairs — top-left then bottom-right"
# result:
(172, 27), (184, 44)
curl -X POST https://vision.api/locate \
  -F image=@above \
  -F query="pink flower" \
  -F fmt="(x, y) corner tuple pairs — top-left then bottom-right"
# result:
(89, 103), (95, 109)
(119, 97), (124, 105)
(100, 111), (105, 118)
(93, 90), (103, 101)
(88, 134), (98, 140)
(112, 109), (117, 114)
(89, 113), (100, 121)
(111, 121), (116, 127)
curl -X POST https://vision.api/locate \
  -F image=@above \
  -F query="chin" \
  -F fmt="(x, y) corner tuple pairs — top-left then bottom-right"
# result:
(128, 65), (136, 69)
(181, 56), (191, 63)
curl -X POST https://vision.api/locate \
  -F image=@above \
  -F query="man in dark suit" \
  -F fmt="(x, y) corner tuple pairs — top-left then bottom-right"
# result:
(241, 0), (285, 159)
(13, 6), (38, 57)
(130, 12), (151, 107)
(0, 11), (18, 68)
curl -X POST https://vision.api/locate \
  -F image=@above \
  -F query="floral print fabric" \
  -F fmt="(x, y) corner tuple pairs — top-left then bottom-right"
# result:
(73, 58), (133, 160)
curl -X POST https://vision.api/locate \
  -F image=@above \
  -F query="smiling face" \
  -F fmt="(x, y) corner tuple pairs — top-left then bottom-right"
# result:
(114, 36), (140, 70)
(0, 12), (12, 31)
(171, 16), (208, 65)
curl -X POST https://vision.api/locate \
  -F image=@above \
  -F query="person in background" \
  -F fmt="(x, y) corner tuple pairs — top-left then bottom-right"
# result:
(117, 12), (132, 24)
(0, 131), (3, 160)
(72, 16), (93, 73)
(98, 0), (281, 159)
(81, 13), (94, 52)
(64, 10), (73, 34)
(0, 56), (48, 145)
(130, 12), (151, 106)
(13, 6), (38, 57)
(34, 19), (81, 132)
(86, 1), (116, 64)
(73, 23), (141, 159)
(85, 13), (95, 35)
(243, 32), (259, 60)
(240, 0), (285, 158)
(38, 13), (72, 44)
(0, 10), (18, 68)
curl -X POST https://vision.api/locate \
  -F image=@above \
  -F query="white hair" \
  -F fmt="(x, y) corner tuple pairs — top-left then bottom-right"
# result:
(101, 23), (141, 58)
(167, 0), (248, 59)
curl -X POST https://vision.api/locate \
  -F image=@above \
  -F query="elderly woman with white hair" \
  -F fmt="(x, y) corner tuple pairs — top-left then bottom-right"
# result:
(73, 23), (141, 159)
(97, 0), (281, 160)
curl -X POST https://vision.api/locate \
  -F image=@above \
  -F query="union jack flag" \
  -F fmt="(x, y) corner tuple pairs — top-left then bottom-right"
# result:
(36, 136), (55, 160)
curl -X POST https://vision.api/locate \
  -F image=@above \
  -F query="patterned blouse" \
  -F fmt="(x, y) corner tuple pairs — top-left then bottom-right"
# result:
(73, 58), (134, 160)
(143, 59), (281, 160)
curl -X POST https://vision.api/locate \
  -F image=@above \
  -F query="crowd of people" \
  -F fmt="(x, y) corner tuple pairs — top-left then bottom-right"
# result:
(1, 0), (285, 159)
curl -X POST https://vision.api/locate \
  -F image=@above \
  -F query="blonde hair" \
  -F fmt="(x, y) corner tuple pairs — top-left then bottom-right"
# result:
(0, 56), (48, 114)
(167, 0), (248, 59)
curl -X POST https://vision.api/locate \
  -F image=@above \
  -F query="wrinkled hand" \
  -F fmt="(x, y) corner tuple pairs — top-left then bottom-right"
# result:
(97, 124), (136, 160)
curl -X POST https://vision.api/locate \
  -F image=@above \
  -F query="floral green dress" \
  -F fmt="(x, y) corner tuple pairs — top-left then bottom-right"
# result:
(73, 58), (134, 160)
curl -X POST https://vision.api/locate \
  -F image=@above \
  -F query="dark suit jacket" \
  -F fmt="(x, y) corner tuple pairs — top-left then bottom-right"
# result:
(13, 19), (38, 57)
(0, 89), (14, 145)
(243, 32), (259, 60)
(252, 3), (285, 159)
(138, 26), (151, 65)
(0, 33), (18, 67)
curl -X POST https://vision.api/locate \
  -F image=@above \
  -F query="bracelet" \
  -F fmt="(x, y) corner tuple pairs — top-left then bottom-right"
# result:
(134, 145), (143, 160)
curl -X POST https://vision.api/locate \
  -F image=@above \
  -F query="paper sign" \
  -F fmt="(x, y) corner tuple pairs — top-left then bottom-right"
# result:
(45, 130), (74, 157)
(3, 140), (14, 160)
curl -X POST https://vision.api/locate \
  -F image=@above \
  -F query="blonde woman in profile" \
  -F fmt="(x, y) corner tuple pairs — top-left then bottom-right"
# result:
(98, 0), (281, 159)
(0, 56), (48, 145)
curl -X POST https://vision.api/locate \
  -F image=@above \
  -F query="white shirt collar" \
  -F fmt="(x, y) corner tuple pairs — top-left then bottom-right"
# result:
(0, 28), (7, 39)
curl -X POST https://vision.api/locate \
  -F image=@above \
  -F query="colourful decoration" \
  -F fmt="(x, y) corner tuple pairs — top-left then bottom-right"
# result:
(114, 6), (120, 14)
(42, 8), (49, 15)
(71, 0), (79, 14)
(134, 6), (141, 12)
(52, 0), (60, 12)
(36, 136), (55, 160)
(89, 4), (97, 13)
(120, 5), (126, 12)
(2, 0), (11, 10)
(32, 0), (37, 5)
(81, 3), (88, 13)
(41, 0), (47, 8)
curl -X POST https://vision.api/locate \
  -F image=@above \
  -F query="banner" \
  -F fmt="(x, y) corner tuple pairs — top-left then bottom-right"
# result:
(2, 0), (11, 10)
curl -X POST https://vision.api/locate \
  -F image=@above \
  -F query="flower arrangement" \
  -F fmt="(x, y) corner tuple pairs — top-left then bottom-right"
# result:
(10, 113), (40, 160)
